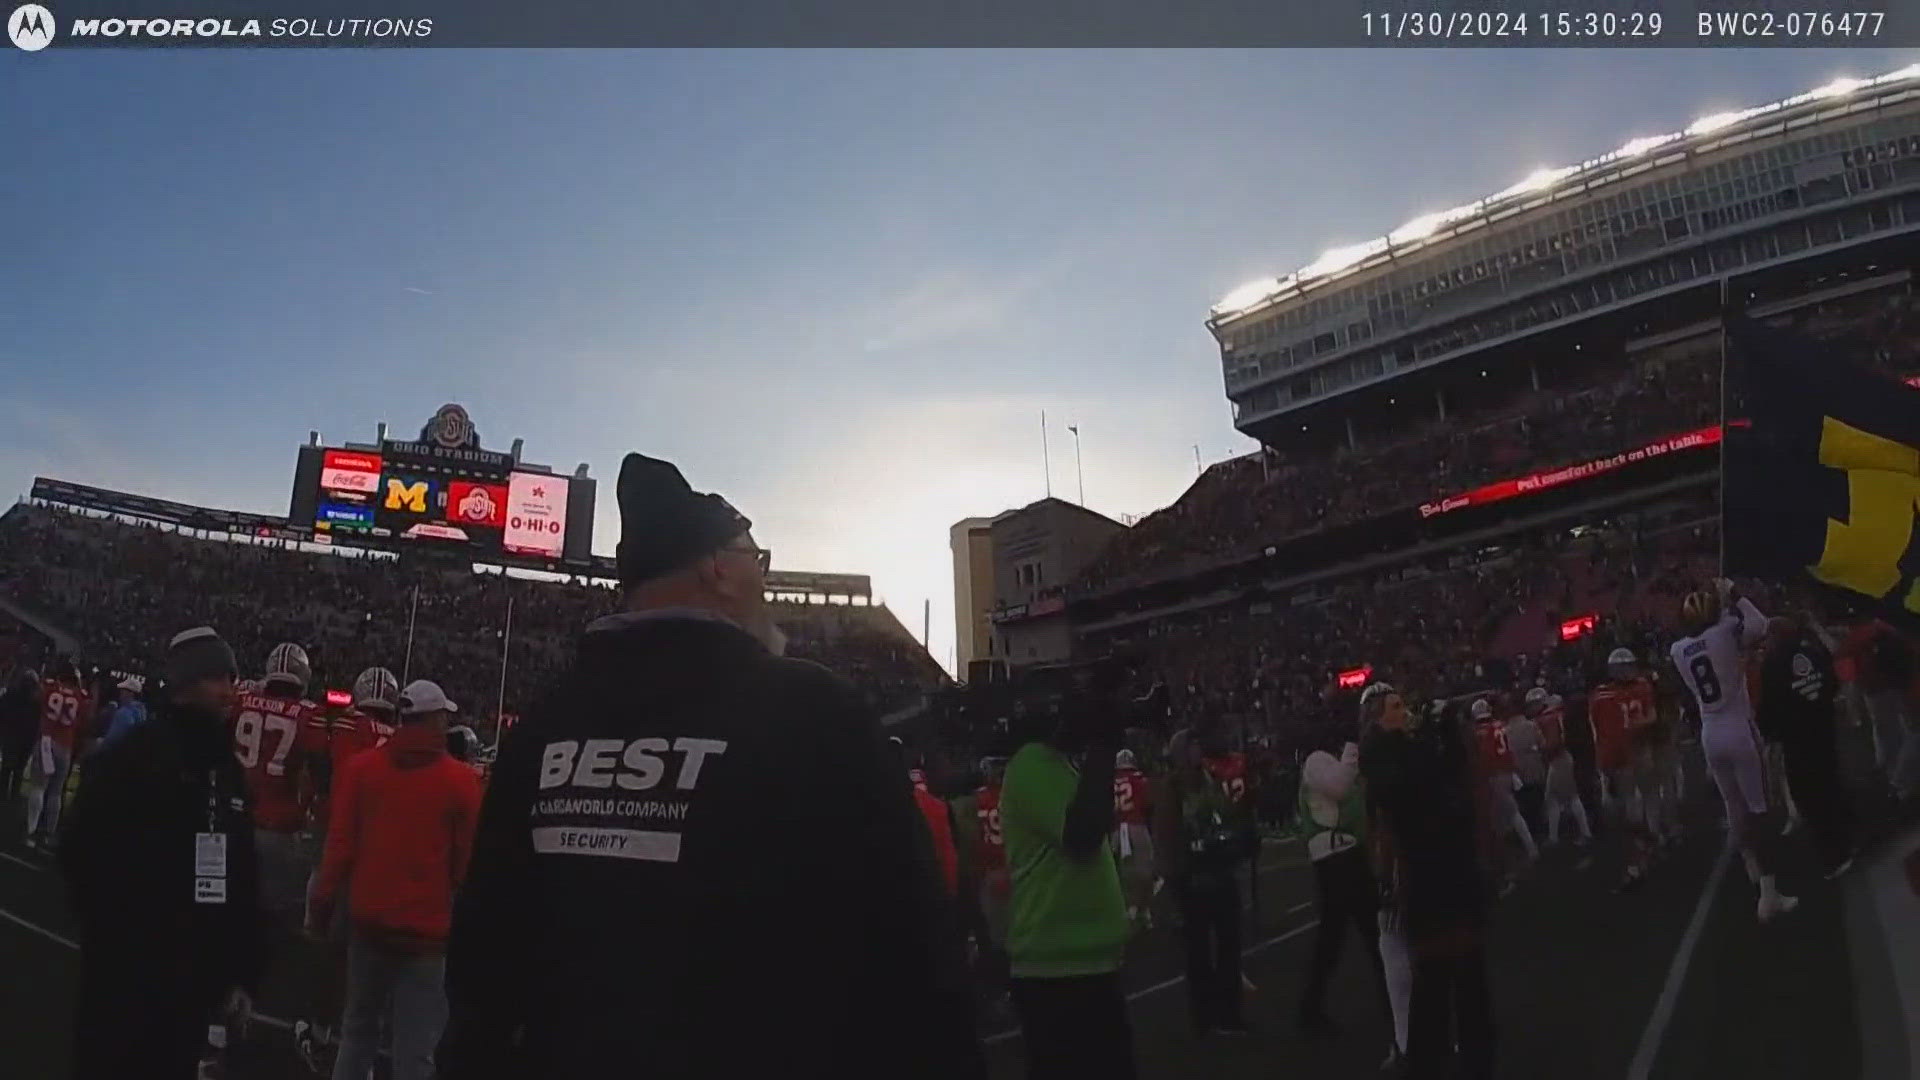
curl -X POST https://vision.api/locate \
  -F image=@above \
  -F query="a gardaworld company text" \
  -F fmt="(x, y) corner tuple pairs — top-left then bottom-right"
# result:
(69, 17), (433, 40)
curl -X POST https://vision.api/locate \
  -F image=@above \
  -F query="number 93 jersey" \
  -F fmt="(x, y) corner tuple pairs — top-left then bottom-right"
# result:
(232, 690), (324, 833)
(1669, 598), (1767, 726)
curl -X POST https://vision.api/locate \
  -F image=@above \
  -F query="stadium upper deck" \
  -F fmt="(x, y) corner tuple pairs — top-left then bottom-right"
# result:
(1211, 66), (1920, 447)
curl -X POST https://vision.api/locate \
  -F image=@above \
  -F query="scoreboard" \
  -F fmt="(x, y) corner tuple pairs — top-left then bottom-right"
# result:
(289, 404), (593, 564)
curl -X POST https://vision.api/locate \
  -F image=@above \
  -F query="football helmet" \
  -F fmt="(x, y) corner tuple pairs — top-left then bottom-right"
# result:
(1681, 589), (1721, 630)
(1607, 647), (1638, 681)
(352, 666), (400, 715)
(1523, 687), (1549, 715)
(263, 642), (311, 694)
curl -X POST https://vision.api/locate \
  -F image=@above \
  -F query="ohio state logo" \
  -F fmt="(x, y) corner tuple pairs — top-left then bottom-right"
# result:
(427, 403), (474, 449)
(457, 486), (497, 522)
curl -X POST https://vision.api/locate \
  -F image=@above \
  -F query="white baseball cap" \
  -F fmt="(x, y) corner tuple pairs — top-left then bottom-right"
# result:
(116, 674), (144, 692)
(398, 679), (458, 716)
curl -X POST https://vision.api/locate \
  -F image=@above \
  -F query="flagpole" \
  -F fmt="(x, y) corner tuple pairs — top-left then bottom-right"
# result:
(1069, 425), (1085, 506)
(495, 595), (513, 750)
(1719, 272), (1732, 580)
(401, 584), (418, 684)
(1041, 411), (1052, 498)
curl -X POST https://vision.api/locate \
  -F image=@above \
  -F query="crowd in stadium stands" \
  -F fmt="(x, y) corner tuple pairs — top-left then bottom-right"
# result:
(1074, 287), (1920, 599)
(923, 500), (1721, 823)
(0, 505), (946, 731)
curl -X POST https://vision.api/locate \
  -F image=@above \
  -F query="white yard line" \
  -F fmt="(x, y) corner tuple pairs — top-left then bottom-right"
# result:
(1626, 842), (1733, 1080)
(0, 900), (295, 1032)
(0, 903), (77, 949)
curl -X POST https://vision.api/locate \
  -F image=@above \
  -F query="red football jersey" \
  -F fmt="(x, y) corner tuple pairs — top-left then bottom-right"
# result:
(1475, 721), (1514, 775)
(328, 709), (394, 796)
(1537, 707), (1567, 761)
(1112, 767), (1151, 827)
(1589, 679), (1653, 771)
(39, 680), (89, 753)
(232, 691), (323, 833)
(974, 784), (1006, 873)
(1203, 753), (1249, 804)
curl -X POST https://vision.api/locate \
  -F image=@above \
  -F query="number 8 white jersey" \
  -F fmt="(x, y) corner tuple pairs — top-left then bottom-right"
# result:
(1669, 598), (1767, 726)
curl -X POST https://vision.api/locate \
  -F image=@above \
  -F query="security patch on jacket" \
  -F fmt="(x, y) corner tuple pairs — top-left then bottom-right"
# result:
(1790, 651), (1826, 702)
(531, 737), (728, 863)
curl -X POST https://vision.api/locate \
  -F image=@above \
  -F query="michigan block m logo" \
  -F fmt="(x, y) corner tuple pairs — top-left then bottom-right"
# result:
(384, 478), (429, 514)
(1811, 416), (1920, 612)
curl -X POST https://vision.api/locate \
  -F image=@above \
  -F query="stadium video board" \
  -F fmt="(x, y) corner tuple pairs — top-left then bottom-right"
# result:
(291, 404), (584, 562)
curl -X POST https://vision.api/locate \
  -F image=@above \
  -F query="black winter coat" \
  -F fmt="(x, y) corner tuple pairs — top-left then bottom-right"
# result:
(440, 610), (984, 1080)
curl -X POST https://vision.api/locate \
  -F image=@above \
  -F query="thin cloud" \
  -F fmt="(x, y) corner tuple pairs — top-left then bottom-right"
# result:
(404, 286), (435, 296)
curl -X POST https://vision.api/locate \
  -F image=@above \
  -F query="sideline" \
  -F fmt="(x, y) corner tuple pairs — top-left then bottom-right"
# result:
(1625, 841), (1733, 1080)
(1851, 821), (1920, 1080)
(0, 900), (293, 1032)
(984, 915), (1322, 1046)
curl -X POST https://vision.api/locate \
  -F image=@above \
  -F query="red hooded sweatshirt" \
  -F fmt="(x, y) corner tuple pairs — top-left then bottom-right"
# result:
(913, 787), (959, 896)
(313, 720), (482, 951)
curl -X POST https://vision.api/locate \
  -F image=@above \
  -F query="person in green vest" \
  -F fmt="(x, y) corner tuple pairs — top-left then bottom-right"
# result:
(1001, 665), (1136, 1078)
(1296, 682), (1397, 1066)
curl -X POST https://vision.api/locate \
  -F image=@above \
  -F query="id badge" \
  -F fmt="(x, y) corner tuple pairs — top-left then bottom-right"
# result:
(195, 877), (228, 905)
(195, 832), (229, 878)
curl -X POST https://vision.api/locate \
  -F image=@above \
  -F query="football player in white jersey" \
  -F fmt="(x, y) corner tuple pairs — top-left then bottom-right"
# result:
(1669, 580), (1798, 923)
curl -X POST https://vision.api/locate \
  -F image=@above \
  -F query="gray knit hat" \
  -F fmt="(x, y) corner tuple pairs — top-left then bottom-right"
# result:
(164, 626), (237, 686)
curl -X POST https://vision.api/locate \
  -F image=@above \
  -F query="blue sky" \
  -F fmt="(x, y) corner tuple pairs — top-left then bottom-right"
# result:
(4, 48), (1915, 672)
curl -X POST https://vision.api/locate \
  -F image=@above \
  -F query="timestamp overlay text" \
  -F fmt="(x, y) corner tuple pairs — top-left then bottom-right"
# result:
(9, 0), (1920, 46)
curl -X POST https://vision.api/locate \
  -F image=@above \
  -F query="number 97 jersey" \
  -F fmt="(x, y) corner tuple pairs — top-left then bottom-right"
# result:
(232, 690), (324, 833)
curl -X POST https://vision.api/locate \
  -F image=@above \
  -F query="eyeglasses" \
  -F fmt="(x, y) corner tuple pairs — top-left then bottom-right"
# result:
(719, 544), (772, 574)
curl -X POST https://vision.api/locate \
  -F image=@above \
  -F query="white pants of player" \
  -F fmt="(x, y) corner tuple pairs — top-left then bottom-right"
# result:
(1635, 749), (1675, 840)
(1543, 753), (1591, 845)
(1866, 689), (1920, 798)
(1488, 774), (1537, 860)
(1378, 912), (1410, 1055)
(25, 737), (71, 842)
(1701, 719), (1770, 833)
(1112, 823), (1156, 920)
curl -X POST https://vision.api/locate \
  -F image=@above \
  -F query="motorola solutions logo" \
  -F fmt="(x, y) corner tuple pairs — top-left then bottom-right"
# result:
(5, 9), (435, 45)
(8, 4), (55, 50)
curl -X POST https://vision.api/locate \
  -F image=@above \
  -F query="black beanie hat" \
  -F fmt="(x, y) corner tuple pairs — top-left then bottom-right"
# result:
(615, 453), (753, 587)
(165, 626), (238, 686)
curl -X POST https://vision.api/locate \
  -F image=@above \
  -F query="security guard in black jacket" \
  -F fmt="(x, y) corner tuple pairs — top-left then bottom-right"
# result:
(1756, 613), (1855, 878)
(60, 626), (262, 1079)
(441, 453), (984, 1080)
